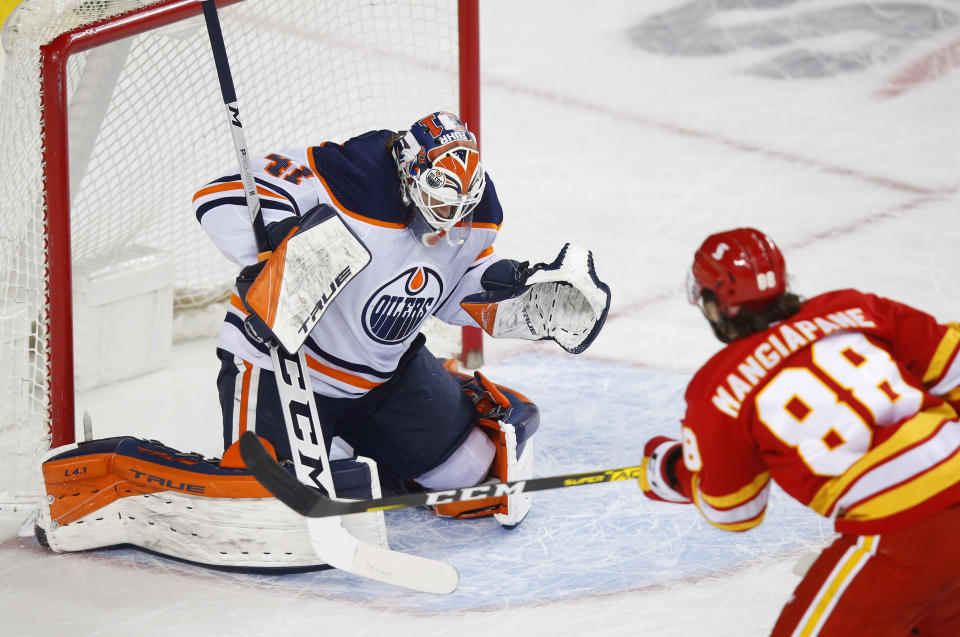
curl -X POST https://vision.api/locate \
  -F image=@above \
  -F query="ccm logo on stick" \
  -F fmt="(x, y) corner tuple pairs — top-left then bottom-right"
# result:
(424, 481), (528, 505)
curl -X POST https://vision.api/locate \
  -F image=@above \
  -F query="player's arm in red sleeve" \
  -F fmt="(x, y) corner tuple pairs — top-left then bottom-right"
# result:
(866, 293), (960, 409)
(685, 414), (771, 532)
(641, 396), (771, 532)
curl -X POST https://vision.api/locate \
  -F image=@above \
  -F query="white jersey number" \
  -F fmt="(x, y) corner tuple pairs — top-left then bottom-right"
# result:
(681, 426), (703, 472)
(755, 332), (923, 476)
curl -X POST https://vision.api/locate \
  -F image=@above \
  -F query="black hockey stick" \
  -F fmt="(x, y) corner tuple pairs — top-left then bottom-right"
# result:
(239, 430), (644, 518)
(202, 2), (457, 594)
(201, 0), (269, 253)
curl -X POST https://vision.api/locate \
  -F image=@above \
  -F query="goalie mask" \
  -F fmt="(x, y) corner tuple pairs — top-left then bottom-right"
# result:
(393, 111), (486, 249)
(687, 227), (787, 320)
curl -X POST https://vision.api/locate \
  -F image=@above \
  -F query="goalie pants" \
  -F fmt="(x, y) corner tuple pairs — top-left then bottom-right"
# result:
(770, 501), (960, 637)
(216, 334), (477, 488)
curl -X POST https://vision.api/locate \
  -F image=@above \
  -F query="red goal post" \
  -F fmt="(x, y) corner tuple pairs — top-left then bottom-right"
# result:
(0, 0), (482, 522)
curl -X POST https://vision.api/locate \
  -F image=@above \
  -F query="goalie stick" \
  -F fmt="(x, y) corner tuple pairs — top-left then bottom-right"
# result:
(202, 0), (457, 594)
(240, 431), (643, 517)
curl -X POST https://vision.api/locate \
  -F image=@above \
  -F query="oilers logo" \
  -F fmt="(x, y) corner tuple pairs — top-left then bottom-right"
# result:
(424, 168), (445, 189)
(362, 266), (444, 344)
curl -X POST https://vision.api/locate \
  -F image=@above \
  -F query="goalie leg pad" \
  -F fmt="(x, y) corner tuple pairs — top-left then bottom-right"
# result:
(37, 436), (387, 570)
(429, 371), (540, 527)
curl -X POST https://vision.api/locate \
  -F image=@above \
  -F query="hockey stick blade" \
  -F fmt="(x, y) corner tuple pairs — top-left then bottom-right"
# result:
(238, 431), (458, 594)
(240, 430), (644, 517)
(305, 516), (459, 595)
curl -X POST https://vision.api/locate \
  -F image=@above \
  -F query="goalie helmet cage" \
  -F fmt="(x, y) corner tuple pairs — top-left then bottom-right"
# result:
(0, 0), (483, 513)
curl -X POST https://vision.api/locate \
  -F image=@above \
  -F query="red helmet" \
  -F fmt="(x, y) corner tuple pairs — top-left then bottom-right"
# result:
(687, 228), (787, 317)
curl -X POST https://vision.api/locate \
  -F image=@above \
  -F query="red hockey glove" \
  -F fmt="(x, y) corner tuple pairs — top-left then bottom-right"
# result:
(639, 436), (692, 503)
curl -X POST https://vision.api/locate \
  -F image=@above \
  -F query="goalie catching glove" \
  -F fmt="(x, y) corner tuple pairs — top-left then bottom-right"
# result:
(460, 243), (611, 354)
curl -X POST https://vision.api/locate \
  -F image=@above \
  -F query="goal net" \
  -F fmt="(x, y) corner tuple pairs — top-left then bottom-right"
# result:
(0, 0), (481, 533)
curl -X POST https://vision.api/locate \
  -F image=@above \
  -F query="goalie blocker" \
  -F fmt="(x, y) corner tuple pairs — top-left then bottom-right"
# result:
(235, 203), (371, 354)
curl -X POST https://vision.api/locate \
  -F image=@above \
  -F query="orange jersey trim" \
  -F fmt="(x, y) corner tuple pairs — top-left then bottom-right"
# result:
(229, 293), (385, 392)
(238, 360), (253, 436)
(474, 245), (494, 261)
(230, 293), (249, 315)
(304, 352), (385, 391)
(307, 144), (406, 229)
(193, 181), (291, 203)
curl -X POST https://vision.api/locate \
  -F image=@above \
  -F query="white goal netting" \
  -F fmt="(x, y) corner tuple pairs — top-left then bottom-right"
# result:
(0, 0), (468, 528)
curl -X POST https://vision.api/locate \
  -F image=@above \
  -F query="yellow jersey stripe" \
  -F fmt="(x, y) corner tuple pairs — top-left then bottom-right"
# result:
(809, 403), (955, 515)
(922, 323), (960, 385)
(846, 443), (960, 520)
(793, 536), (877, 637)
(944, 386), (960, 403)
(699, 470), (771, 509)
(692, 474), (768, 531)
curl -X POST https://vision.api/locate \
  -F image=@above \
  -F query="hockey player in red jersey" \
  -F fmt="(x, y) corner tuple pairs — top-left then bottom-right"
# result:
(639, 228), (960, 636)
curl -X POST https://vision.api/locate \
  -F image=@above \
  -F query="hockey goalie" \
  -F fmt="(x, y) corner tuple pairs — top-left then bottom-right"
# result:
(36, 111), (610, 589)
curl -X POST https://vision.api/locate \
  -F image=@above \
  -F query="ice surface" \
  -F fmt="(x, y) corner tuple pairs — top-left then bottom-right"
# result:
(4, 0), (960, 634)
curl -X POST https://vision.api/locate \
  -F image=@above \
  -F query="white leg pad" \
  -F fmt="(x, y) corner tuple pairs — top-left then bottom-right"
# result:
(38, 491), (387, 569)
(37, 445), (388, 570)
(493, 420), (534, 527)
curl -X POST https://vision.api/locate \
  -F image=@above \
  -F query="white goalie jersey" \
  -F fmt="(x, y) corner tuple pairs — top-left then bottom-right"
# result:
(193, 129), (504, 399)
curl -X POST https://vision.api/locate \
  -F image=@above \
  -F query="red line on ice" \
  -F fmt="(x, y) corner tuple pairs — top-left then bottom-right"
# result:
(876, 35), (960, 100)
(486, 76), (951, 197)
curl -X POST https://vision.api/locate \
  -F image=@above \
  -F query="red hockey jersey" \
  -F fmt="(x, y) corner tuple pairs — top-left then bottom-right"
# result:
(680, 289), (960, 535)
